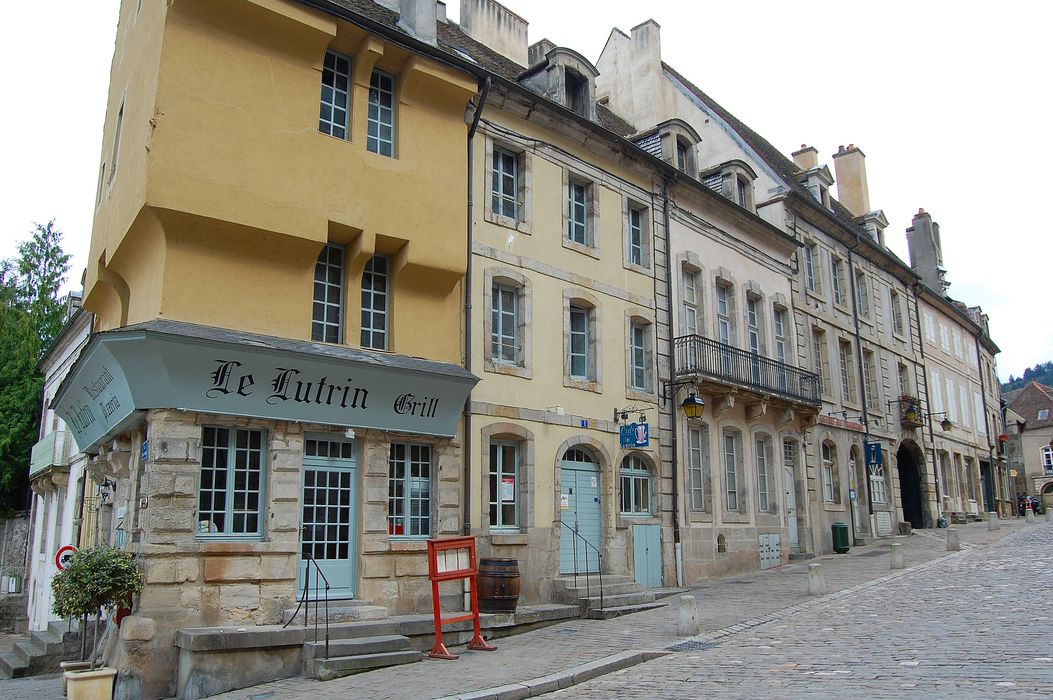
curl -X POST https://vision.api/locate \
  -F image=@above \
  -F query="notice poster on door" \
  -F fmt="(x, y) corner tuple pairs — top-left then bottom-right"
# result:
(875, 511), (893, 536)
(560, 493), (570, 510)
(501, 477), (515, 501)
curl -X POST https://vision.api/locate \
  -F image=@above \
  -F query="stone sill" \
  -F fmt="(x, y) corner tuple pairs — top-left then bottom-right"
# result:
(490, 533), (529, 546)
(176, 625), (304, 652)
(388, 540), (429, 552)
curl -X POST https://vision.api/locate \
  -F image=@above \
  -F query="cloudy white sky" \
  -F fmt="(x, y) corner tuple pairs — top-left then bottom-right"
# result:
(1, 0), (1047, 381)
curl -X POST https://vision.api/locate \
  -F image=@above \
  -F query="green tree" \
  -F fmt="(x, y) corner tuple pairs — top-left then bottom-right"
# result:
(0, 221), (71, 511)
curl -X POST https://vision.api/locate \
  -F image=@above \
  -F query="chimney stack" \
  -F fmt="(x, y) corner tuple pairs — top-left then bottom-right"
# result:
(397, 0), (438, 46)
(792, 144), (818, 171)
(906, 208), (949, 293)
(459, 0), (529, 66)
(831, 144), (871, 217)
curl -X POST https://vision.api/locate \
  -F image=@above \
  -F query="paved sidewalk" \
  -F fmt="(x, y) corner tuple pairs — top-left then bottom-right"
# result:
(0, 519), (1028, 700)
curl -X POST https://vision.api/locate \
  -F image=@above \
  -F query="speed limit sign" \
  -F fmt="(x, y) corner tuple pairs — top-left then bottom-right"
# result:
(55, 545), (78, 571)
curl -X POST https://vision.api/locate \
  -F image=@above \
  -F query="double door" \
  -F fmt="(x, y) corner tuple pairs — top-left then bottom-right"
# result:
(559, 452), (601, 574)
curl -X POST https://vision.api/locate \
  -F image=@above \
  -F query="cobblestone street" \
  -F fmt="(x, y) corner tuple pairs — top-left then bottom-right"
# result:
(0, 519), (1043, 700)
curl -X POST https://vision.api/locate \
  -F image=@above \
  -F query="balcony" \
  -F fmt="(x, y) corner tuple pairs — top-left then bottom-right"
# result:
(673, 335), (820, 406)
(29, 430), (71, 479)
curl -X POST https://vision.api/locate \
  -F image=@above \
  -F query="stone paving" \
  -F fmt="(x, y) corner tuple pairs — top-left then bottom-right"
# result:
(0, 519), (1035, 700)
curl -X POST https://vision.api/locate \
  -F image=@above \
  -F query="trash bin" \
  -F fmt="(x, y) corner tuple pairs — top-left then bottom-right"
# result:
(831, 522), (850, 553)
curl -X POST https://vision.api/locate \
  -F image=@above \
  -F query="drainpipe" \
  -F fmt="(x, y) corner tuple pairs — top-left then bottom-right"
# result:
(973, 336), (996, 511)
(845, 239), (875, 529)
(462, 78), (491, 537)
(912, 283), (942, 524)
(661, 176), (684, 587)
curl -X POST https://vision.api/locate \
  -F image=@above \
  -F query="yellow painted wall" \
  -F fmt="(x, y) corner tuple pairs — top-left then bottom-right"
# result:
(85, 0), (477, 363)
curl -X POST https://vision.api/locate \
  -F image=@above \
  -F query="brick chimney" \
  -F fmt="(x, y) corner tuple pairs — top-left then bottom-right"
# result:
(459, 0), (529, 66)
(831, 144), (870, 217)
(792, 144), (818, 171)
(397, 0), (438, 46)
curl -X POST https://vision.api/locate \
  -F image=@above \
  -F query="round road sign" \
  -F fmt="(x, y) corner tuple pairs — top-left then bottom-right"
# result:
(55, 545), (78, 571)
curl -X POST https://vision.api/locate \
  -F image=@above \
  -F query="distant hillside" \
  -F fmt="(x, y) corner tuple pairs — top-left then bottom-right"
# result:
(1002, 360), (1053, 393)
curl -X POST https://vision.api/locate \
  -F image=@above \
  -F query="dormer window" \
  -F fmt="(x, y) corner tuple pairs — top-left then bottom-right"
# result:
(801, 164), (835, 210)
(699, 160), (757, 211)
(736, 178), (748, 207)
(677, 139), (690, 173)
(819, 185), (830, 208)
(565, 69), (588, 117)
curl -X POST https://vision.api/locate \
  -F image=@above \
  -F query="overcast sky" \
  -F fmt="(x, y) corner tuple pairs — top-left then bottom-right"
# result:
(1, 0), (1047, 381)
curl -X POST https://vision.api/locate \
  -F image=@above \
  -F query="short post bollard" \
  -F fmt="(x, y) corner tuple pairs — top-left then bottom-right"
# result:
(988, 512), (1000, 531)
(678, 594), (699, 637)
(807, 563), (826, 595)
(1046, 509), (1053, 523)
(1025, 508), (1036, 524)
(946, 527), (960, 552)
(890, 543), (904, 570)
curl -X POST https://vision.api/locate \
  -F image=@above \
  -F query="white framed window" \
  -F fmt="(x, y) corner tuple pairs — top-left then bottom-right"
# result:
(930, 369), (944, 414)
(822, 442), (836, 503)
(569, 304), (591, 380)
(619, 454), (652, 515)
(839, 340), (855, 403)
(198, 427), (266, 537)
(804, 244), (819, 293)
(940, 324), (951, 353)
(1042, 446), (1053, 475)
(716, 284), (732, 345)
(361, 255), (389, 350)
(813, 329), (830, 394)
(938, 451), (952, 501)
(367, 69), (396, 157)
(683, 267), (701, 336)
(959, 385), (971, 429)
(832, 257), (846, 306)
(388, 443), (431, 537)
(755, 435), (772, 512)
(773, 308), (787, 364)
(862, 349), (878, 408)
(319, 50), (351, 139)
(1040, 408), (1050, 421)
(746, 297), (763, 355)
(491, 283), (519, 364)
(924, 311), (936, 342)
(687, 425), (708, 511)
(629, 319), (652, 392)
(567, 179), (592, 247)
(108, 97), (125, 184)
(723, 430), (741, 512)
(898, 363), (911, 397)
(890, 289), (904, 335)
(953, 330), (963, 359)
(489, 441), (519, 529)
(627, 205), (646, 267)
(945, 376), (956, 421)
(312, 244), (344, 343)
(869, 460), (888, 504)
(855, 270), (870, 318)
(676, 138), (690, 174)
(491, 147), (520, 220)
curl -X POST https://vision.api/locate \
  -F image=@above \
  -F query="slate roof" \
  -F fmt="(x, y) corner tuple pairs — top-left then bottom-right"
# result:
(1006, 381), (1053, 430)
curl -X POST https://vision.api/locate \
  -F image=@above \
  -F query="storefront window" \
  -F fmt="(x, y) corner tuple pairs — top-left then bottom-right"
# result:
(388, 443), (431, 537)
(489, 441), (518, 529)
(198, 427), (265, 536)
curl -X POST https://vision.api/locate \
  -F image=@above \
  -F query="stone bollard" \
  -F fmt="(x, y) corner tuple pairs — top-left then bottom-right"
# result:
(1025, 508), (1036, 523)
(988, 512), (1000, 531)
(807, 563), (826, 595)
(677, 594), (699, 636)
(946, 527), (960, 551)
(1046, 509), (1053, 523)
(890, 543), (905, 570)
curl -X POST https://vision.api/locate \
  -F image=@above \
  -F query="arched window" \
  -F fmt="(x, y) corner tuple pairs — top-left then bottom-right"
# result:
(619, 454), (651, 515)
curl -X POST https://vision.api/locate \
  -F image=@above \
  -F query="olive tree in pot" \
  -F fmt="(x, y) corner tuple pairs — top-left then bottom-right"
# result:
(51, 546), (143, 700)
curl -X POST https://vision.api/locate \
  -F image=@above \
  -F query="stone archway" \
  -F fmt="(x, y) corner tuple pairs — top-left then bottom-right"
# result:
(897, 442), (925, 529)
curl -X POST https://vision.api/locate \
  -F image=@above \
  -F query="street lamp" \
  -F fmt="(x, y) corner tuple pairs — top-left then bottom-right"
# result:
(680, 392), (705, 419)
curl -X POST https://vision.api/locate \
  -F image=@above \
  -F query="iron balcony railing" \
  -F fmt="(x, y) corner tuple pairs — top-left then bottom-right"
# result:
(673, 335), (821, 405)
(29, 430), (71, 478)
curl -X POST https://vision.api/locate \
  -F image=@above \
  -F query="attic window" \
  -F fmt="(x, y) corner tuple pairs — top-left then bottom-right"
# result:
(1039, 409), (1049, 421)
(676, 139), (690, 174)
(819, 185), (831, 208)
(565, 70), (588, 117)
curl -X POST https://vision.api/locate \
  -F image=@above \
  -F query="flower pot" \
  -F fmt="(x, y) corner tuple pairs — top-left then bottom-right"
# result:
(60, 661), (94, 696)
(64, 666), (116, 700)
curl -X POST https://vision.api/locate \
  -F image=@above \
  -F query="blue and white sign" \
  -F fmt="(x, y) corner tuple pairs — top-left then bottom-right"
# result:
(620, 422), (650, 448)
(864, 440), (883, 466)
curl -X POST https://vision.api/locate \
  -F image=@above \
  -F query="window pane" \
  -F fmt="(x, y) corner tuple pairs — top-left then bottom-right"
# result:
(367, 70), (396, 157)
(319, 51), (351, 138)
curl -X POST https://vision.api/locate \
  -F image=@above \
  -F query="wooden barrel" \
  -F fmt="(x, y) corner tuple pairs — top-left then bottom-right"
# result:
(477, 558), (520, 613)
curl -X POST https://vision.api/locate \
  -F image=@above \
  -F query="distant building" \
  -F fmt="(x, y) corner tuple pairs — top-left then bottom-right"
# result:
(1003, 381), (1053, 508)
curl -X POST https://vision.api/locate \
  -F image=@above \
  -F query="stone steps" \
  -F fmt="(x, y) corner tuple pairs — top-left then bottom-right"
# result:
(310, 649), (421, 681)
(585, 602), (667, 620)
(304, 634), (420, 680)
(0, 621), (83, 679)
(579, 591), (657, 610)
(0, 650), (28, 678)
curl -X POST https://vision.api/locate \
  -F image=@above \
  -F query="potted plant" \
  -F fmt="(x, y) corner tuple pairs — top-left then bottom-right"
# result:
(51, 546), (143, 700)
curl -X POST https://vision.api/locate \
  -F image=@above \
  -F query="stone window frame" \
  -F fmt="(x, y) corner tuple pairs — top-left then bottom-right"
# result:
(862, 346), (880, 410)
(563, 289), (603, 393)
(889, 287), (906, 338)
(678, 252), (705, 338)
(713, 267), (738, 349)
(623, 198), (651, 273)
(685, 421), (712, 516)
(837, 337), (856, 406)
(721, 427), (745, 514)
(802, 239), (823, 297)
(387, 441), (434, 539)
(938, 450), (952, 503)
(562, 168), (600, 258)
(744, 280), (767, 358)
(812, 325), (832, 400)
(552, 436), (613, 542)
(482, 267), (532, 379)
(624, 308), (657, 401)
(708, 160), (758, 212)
(196, 426), (268, 540)
(830, 254), (848, 309)
(483, 136), (532, 234)
(854, 267), (872, 322)
(656, 120), (701, 177)
(821, 438), (841, 504)
(480, 422), (535, 535)
(771, 294), (791, 367)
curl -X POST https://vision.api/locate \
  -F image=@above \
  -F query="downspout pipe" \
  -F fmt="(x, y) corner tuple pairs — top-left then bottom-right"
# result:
(661, 176), (684, 587)
(462, 77), (491, 536)
(973, 336), (997, 512)
(845, 238), (875, 524)
(912, 283), (943, 524)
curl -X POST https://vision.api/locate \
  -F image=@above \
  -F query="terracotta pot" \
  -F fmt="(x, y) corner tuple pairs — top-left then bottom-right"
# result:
(64, 666), (116, 700)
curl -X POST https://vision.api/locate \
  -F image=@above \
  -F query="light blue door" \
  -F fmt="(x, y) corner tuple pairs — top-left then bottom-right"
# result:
(559, 449), (601, 574)
(632, 523), (662, 588)
(300, 435), (358, 599)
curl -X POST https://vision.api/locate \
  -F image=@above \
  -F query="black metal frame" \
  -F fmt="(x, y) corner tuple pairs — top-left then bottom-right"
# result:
(559, 519), (604, 613)
(282, 552), (331, 659)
